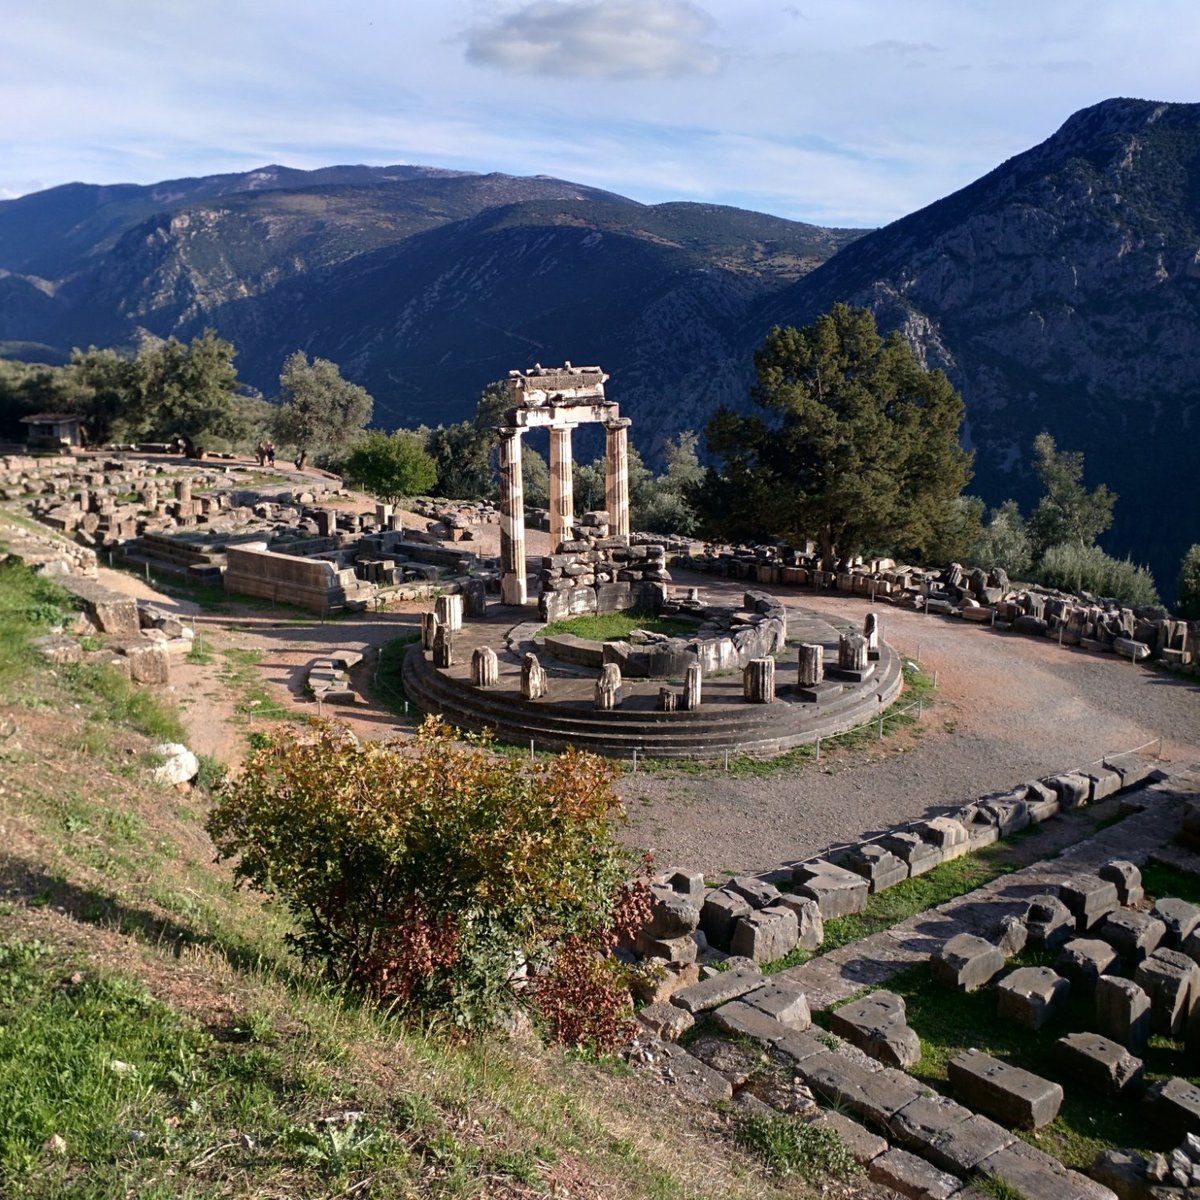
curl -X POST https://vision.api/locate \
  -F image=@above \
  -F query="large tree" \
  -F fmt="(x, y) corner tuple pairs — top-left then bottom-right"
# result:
(1027, 432), (1117, 557)
(131, 329), (244, 455)
(273, 351), (373, 469)
(701, 304), (973, 565)
(343, 430), (438, 507)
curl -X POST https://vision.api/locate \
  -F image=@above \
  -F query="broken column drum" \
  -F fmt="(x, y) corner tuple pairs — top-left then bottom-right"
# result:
(863, 612), (879, 653)
(521, 652), (548, 701)
(595, 663), (622, 710)
(463, 578), (487, 619)
(471, 645), (499, 687)
(682, 662), (703, 710)
(797, 643), (823, 687)
(743, 657), (776, 703)
(421, 611), (441, 651)
(432, 625), (453, 668)
(435, 592), (463, 632)
(839, 633), (868, 671)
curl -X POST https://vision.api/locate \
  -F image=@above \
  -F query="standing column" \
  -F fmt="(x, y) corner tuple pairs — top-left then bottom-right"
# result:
(498, 427), (527, 605)
(549, 425), (575, 548)
(604, 417), (632, 539)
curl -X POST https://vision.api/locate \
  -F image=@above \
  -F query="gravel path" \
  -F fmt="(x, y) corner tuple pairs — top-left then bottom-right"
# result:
(616, 570), (1200, 876)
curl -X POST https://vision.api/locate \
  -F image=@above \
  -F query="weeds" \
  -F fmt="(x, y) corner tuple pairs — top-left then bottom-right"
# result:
(735, 1113), (859, 1181)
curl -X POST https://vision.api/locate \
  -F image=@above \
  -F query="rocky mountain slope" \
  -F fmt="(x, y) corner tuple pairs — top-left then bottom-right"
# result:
(1, 98), (1197, 593)
(764, 98), (1200, 595)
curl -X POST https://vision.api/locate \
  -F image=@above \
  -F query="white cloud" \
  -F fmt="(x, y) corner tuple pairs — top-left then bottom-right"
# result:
(463, 0), (723, 79)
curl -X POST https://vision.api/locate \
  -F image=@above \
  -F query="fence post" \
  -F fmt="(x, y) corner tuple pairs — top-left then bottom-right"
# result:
(878, 714), (884, 741)
(632, 748), (638, 774)
(530, 738), (535, 762)
(815, 736), (821, 763)
(724, 749), (730, 772)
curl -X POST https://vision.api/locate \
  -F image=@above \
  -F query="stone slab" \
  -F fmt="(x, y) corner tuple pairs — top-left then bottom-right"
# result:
(948, 1048), (1063, 1130)
(869, 1147), (963, 1200)
(670, 967), (762, 1014)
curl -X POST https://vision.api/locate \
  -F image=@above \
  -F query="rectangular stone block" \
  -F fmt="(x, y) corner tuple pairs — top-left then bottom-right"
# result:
(926, 1115), (1016, 1175)
(1095, 975), (1151, 1053)
(637, 1000), (695, 1041)
(814, 1110), (888, 1165)
(845, 843), (909, 893)
(741, 980), (811, 1029)
(932, 933), (1006, 992)
(948, 1048), (1063, 1129)
(801, 1053), (923, 1126)
(792, 860), (869, 918)
(1136, 948), (1200, 1036)
(699, 887), (752, 951)
(670, 967), (762, 1014)
(869, 1148), (962, 1200)
(711, 1000), (790, 1042)
(1054, 1032), (1144, 1095)
(729, 906), (799, 964)
(1059, 874), (1120, 931)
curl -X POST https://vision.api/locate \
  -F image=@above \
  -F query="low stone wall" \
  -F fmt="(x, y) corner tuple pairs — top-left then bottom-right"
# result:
(225, 543), (373, 612)
(679, 544), (1198, 667)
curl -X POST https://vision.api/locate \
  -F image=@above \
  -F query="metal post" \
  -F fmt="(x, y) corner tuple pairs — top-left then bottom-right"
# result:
(815, 736), (821, 763)
(144, 561), (150, 582)
(878, 715), (884, 741)
(530, 738), (535, 762)
(1058, 624), (1064, 646)
(917, 697), (923, 719)
(724, 749), (730, 772)
(632, 748), (638, 773)
(933, 669), (938, 688)
(317, 697), (324, 718)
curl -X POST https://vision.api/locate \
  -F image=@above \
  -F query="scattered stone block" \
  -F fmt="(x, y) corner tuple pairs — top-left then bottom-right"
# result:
(741, 980), (811, 1029)
(1024, 895), (1076, 950)
(1148, 1077), (1200, 1137)
(1096, 910), (1165, 965)
(932, 933), (1006, 992)
(666, 868), (705, 904)
(635, 930), (702, 964)
(1085, 766), (1124, 802)
(1136, 948), (1200, 1036)
(699, 887), (752, 950)
(647, 1039), (732, 1103)
(670, 967), (761, 1014)
(1056, 938), (1119, 990)
(813, 1110), (887, 1165)
(775, 894), (824, 949)
(1060, 875), (1120, 931)
(888, 1093), (973, 1149)
(829, 990), (921, 1068)
(712, 1000), (790, 1042)
(1095, 975), (1152, 1054)
(726, 875), (782, 909)
(981, 1140), (1118, 1200)
(845, 843), (908, 893)
(1090, 1148), (1152, 1200)
(646, 889), (701, 939)
(632, 961), (700, 1004)
(948, 1048), (1063, 1130)
(1045, 772), (1094, 808)
(995, 915), (1028, 959)
(881, 831), (942, 877)
(1055, 1032), (1144, 1095)
(997, 966), (1071, 1030)
(637, 1000), (695, 1041)
(869, 1148), (963, 1200)
(1153, 898), (1200, 950)
(803, 1053), (923, 1126)
(772, 1029), (827, 1066)
(792, 860), (869, 918)
(729, 906), (798, 963)
(918, 816), (971, 862)
(925, 1115), (1016, 1176)
(1098, 859), (1144, 906)
(119, 640), (171, 684)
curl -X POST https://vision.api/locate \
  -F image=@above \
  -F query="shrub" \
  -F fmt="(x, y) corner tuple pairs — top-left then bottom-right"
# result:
(1036, 542), (1159, 606)
(206, 718), (636, 1030)
(964, 499), (1033, 578)
(1177, 544), (1200, 618)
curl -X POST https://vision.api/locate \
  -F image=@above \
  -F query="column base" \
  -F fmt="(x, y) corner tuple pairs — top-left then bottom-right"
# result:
(500, 573), (528, 606)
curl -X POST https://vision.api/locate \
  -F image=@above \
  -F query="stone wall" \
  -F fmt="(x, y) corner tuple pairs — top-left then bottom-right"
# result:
(224, 543), (373, 613)
(680, 544), (1198, 667)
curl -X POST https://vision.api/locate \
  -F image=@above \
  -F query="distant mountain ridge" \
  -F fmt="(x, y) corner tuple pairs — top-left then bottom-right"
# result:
(1, 99), (1198, 595)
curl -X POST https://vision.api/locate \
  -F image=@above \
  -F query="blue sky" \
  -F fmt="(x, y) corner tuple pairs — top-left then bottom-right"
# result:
(5, 1), (1198, 226)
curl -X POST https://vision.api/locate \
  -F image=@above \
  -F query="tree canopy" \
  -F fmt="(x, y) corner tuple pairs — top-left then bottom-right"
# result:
(343, 430), (438, 506)
(1027, 432), (1117, 556)
(272, 351), (373, 468)
(701, 304), (973, 564)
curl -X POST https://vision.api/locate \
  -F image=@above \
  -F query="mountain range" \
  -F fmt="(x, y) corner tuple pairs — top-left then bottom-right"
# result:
(0, 97), (1197, 596)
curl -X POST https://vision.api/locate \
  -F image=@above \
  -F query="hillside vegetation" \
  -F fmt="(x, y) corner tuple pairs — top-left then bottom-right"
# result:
(0, 557), (805, 1199)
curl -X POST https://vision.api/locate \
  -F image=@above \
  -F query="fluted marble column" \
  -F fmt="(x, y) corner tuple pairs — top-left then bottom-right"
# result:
(549, 425), (574, 547)
(498, 427), (527, 605)
(604, 417), (631, 540)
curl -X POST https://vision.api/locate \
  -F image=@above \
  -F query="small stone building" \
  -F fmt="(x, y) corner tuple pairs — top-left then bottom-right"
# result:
(20, 413), (83, 449)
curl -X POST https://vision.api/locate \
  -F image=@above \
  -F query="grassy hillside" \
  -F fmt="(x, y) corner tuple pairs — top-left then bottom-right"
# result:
(0, 556), (803, 1199)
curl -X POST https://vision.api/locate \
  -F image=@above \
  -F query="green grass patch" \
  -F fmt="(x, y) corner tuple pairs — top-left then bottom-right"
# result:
(63, 662), (187, 743)
(372, 633), (424, 726)
(734, 1112), (860, 1181)
(186, 635), (214, 665)
(1141, 862), (1200, 908)
(218, 646), (298, 723)
(539, 612), (699, 641)
(0, 560), (79, 685)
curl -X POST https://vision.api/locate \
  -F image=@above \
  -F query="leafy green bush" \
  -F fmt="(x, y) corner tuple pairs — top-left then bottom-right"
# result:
(1036, 542), (1159, 606)
(1177, 544), (1200, 618)
(964, 498), (1033, 578)
(207, 719), (637, 1030)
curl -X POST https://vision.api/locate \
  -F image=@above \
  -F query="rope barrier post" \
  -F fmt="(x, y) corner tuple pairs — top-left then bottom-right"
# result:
(878, 714), (884, 741)
(815, 735), (820, 763)
(632, 747), (638, 774)
(724, 749), (730, 772)
(530, 738), (535, 762)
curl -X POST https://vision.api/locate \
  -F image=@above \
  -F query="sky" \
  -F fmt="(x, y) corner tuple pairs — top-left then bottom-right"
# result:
(5, 1), (1199, 227)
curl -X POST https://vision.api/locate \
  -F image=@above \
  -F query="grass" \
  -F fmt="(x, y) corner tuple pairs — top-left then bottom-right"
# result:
(0, 559), (79, 684)
(218, 646), (300, 724)
(734, 1112), (859, 1181)
(539, 612), (699, 641)
(371, 633), (424, 726)
(0, 551), (797, 1199)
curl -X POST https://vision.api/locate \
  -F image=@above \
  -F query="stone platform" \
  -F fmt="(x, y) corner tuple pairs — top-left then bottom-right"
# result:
(401, 598), (903, 760)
